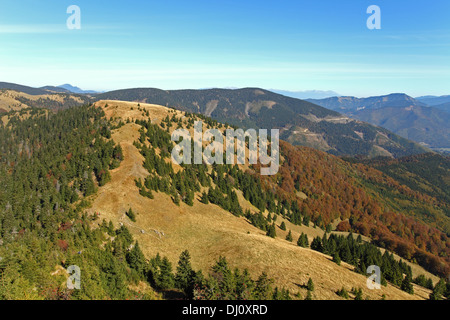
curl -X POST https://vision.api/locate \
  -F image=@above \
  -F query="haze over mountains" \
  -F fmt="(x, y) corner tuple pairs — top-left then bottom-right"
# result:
(269, 89), (340, 100)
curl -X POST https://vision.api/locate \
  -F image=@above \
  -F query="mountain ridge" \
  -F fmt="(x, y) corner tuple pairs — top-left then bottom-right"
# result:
(96, 87), (429, 158)
(308, 94), (449, 151)
(0, 82), (435, 157)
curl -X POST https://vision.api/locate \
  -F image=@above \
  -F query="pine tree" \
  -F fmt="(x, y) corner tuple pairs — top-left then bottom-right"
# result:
(310, 236), (323, 252)
(337, 287), (349, 299)
(254, 272), (273, 300)
(266, 223), (276, 238)
(307, 278), (314, 291)
(156, 256), (175, 290)
(354, 288), (363, 300)
(286, 230), (293, 242)
(186, 190), (194, 206)
(200, 191), (209, 204)
(126, 241), (147, 275)
(279, 221), (286, 231)
(297, 233), (309, 247)
(305, 290), (312, 300)
(173, 193), (180, 206)
(126, 208), (136, 222)
(175, 250), (195, 296)
(333, 252), (341, 265)
(401, 274), (414, 294)
(429, 278), (445, 300)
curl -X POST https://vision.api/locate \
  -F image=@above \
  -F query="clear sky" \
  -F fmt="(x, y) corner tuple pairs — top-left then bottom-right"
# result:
(0, 0), (449, 97)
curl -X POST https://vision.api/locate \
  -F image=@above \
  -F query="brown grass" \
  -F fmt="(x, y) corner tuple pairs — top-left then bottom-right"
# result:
(85, 100), (433, 300)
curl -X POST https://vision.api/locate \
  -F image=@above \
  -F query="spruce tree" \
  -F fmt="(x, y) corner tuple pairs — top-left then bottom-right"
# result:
(354, 288), (363, 300)
(286, 230), (293, 242)
(333, 252), (341, 265)
(200, 191), (209, 204)
(126, 208), (136, 222)
(175, 250), (195, 296)
(429, 278), (446, 300)
(401, 274), (414, 294)
(266, 223), (277, 238)
(305, 290), (312, 300)
(126, 241), (146, 276)
(157, 256), (175, 290)
(307, 278), (314, 291)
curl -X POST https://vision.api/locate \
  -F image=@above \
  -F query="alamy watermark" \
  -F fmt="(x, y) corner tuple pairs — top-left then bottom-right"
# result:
(367, 5), (381, 30)
(366, 265), (381, 289)
(67, 265), (81, 290)
(171, 121), (279, 175)
(67, 5), (81, 30)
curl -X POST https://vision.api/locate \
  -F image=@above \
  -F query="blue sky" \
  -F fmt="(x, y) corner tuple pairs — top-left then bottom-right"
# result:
(0, 0), (449, 97)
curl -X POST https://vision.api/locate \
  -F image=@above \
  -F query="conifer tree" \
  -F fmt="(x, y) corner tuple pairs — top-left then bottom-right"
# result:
(126, 241), (147, 276)
(126, 208), (136, 222)
(254, 272), (273, 300)
(337, 287), (349, 299)
(286, 230), (293, 242)
(266, 223), (277, 238)
(333, 252), (341, 265)
(429, 278), (445, 300)
(156, 256), (175, 290)
(401, 274), (414, 294)
(200, 191), (209, 204)
(175, 250), (195, 296)
(307, 278), (314, 291)
(353, 288), (363, 300)
(305, 290), (312, 300)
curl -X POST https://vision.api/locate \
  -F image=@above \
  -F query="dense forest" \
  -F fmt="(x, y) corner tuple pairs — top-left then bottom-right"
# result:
(0, 105), (288, 300)
(346, 153), (450, 207)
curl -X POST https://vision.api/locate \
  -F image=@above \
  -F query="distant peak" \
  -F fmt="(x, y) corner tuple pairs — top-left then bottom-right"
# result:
(57, 84), (98, 94)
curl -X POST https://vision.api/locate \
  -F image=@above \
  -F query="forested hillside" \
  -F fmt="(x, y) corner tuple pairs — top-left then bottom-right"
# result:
(346, 153), (450, 207)
(97, 88), (428, 158)
(0, 106), (140, 299)
(263, 142), (450, 277)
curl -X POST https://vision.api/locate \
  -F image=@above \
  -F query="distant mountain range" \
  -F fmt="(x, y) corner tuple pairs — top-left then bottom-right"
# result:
(55, 84), (99, 94)
(97, 87), (429, 158)
(308, 94), (450, 151)
(0, 81), (99, 95)
(306, 93), (427, 112)
(0, 81), (443, 157)
(269, 89), (340, 99)
(416, 95), (450, 107)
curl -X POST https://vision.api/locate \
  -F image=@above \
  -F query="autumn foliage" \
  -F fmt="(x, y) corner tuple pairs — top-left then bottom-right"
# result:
(257, 141), (450, 278)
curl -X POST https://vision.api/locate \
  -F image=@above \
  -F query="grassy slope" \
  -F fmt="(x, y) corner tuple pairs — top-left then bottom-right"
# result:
(85, 100), (436, 300)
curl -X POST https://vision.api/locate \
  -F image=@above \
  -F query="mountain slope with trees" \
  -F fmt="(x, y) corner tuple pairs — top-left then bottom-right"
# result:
(96, 88), (429, 158)
(0, 100), (448, 300)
